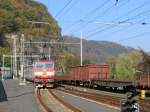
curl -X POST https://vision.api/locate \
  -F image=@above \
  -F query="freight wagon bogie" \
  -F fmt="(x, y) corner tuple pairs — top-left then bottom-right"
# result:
(91, 80), (133, 91)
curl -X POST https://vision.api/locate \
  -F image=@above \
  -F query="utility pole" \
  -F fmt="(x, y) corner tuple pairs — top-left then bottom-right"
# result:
(148, 69), (150, 87)
(12, 35), (17, 79)
(2, 55), (5, 80)
(11, 56), (13, 79)
(22, 34), (25, 82)
(80, 32), (83, 66)
(21, 34), (25, 68)
(19, 34), (26, 85)
(49, 47), (51, 60)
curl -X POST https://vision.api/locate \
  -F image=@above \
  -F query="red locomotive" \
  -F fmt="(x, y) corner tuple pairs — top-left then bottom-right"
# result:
(33, 61), (55, 88)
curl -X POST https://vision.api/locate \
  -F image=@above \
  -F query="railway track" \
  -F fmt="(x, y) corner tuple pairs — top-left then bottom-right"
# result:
(35, 88), (81, 112)
(139, 99), (150, 112)
(56, 86), (150, 112)
(60, 84), (126, 98)
(56, 86), (121, 109)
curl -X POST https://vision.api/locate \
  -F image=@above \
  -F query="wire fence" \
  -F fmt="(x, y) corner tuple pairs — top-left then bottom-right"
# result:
(1, 67), (12, 80)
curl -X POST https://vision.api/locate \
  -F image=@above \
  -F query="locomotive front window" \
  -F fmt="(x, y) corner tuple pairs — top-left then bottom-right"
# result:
(46, 64), (54, 68)
(35, 64), (45, 69)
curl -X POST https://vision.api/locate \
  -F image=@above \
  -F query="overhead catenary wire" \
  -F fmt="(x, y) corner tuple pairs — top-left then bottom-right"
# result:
(59, 0), (80, 19)
(70, 0), (126, 34)
(94, 14), (150, 39)
(71, 4), (117, 34)
(55, 0), (73, 18)
(118, 8), (150, 23)
(71, 2), (126, 33)
(115, 0), (119, 5)
(89, 12), (150, 39)
(118, 30), (150, 42)
(66, 0), (111, 33)
(85, 0), (150, 35)
(85, 0), (150, 38)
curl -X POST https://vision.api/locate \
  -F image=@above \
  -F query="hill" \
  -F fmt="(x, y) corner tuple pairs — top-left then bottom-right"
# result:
(0, 0), (62, 66)
(63, 36), (135, 63)
(0, 0), (61, 40)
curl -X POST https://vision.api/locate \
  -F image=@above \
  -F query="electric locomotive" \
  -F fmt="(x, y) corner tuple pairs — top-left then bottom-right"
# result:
(33, 61), (55, 88)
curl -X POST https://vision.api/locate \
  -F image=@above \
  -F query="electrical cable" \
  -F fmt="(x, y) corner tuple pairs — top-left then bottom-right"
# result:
(55, 0), (73, 18)
(118, 30), (150, 42)
(57, 0), (80, 19)
(69, 0), (126, 34)
(85, 1), (150, 38)
(89, 13), (150, 40)
(66, 0), (111, 33)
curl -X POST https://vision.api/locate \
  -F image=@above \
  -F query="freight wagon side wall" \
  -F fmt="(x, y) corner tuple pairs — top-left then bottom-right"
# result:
(88, 64), (110, 80)
(73, 66), (87, 81)
(80, 65), (89, 81)
(136, 75), (150, 88)
(67, 64), (110, 82)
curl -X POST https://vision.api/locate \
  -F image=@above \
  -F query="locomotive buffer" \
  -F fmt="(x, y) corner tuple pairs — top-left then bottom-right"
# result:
(121, 92), (139, 112)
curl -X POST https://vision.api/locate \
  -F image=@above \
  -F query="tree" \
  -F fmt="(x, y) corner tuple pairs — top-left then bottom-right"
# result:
(137, 50), (150, 74)
(0, 0), (61, 37)
(115, 54), (135, 80)
(105, 55), (116, 79)
(59, 52), (80, 72)
(114, 51), (142, 81)
(83, 59), (93, 65)
(0, 47), (11, 67)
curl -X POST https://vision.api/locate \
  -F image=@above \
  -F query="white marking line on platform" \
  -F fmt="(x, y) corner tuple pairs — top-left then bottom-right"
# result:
(57, 90), (120, 111)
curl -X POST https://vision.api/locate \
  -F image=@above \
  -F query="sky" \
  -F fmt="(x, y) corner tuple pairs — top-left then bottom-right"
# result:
(35, 0), (150, 51)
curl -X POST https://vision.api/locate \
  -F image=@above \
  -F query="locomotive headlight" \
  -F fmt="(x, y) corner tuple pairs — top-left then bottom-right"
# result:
(43, 69), (47, 75)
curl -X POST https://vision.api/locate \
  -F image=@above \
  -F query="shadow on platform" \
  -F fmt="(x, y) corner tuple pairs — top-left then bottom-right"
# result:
(0, 80), (8, 102)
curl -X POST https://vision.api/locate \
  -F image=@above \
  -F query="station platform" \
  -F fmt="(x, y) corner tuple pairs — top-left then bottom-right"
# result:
(0, 79), (41, 112)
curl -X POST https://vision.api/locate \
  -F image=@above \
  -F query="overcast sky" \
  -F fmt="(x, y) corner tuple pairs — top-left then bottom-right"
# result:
(35, 0), (150, 51)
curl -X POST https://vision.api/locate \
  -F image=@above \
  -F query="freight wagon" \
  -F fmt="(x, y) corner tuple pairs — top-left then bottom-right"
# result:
(69, 64), (109, 81)
(56, 64), (133, 90)
(134, 74), (150, 89)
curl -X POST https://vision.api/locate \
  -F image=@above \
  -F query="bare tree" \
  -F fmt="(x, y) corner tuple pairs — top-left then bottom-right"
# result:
(138, 50), (150, 75)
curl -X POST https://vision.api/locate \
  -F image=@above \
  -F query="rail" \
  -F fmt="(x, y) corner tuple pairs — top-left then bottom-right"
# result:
(36, 88), (81, 112)
(56, 87), (121, 109)
(56, 86), (150, 112)
(48, 89), (81, 112)
(36, 88), (53, 112)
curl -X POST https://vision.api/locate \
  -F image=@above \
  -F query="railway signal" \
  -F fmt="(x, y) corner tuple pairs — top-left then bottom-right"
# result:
(121, 92), (139, 112)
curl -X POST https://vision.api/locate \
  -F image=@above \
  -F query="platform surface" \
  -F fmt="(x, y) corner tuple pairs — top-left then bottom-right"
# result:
(0, 79), (41, 112)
